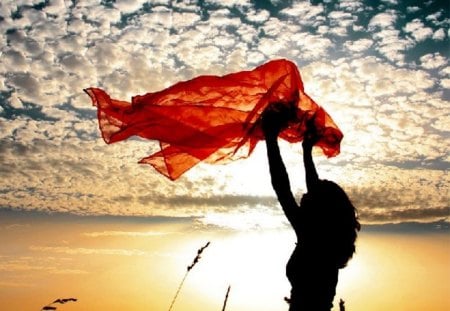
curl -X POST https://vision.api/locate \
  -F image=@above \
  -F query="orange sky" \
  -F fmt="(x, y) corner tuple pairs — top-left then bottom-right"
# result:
(0, 212), (448, 311)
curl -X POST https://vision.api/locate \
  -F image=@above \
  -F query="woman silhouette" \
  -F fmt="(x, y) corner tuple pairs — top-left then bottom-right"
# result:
(261, 105), (360, 311)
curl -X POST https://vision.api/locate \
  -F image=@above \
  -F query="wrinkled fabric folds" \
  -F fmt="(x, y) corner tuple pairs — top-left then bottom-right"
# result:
(85, 59), (343, 180)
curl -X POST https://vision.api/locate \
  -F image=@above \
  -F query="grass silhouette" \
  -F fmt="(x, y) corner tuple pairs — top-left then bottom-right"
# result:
(41, 298), (77, 310)
(168, 242), (211, 311)
(339, 298), (346, 311)
(221, 285), (231, 311)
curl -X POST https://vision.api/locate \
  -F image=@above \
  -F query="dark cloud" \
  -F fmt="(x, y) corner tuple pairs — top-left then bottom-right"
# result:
(7, 73), (40, 98)
(348, 184), (448, 211)
(137, 193), (278, 209)
(0, 207), (197, 225)
(360, 206), (449, 223)
(383, 159), (450, 171)
(363, 218), (449, 233)
(0, 95), (59, 121)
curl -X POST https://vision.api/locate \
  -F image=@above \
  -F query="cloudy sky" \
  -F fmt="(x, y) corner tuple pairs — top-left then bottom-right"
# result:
(0, 0), (449, 228)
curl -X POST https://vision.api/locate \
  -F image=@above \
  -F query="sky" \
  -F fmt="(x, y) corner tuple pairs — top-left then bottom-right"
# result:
(0, 0), (449, 310)
(0, 0), (449, 225)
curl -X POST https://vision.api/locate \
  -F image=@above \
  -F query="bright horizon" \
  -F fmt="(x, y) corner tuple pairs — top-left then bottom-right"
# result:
(0, 210), (449, 311)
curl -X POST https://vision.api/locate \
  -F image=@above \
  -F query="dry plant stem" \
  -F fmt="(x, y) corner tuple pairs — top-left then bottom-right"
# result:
(167, 242), (211, 311)
(221, 285), (231, 311)
(167, 271), (189, 311)
(339, 299), (346, 311)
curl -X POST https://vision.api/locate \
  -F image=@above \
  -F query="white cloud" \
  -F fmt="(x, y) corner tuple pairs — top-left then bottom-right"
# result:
(338, 0), (364, 12)
(420, 53), (448, 70)
(280, 1), (324, 26)
(114, 0), (145, 14)
(245, 8), (270, 23)
(425, 11), (443, 23)
(367, 11), (417, 63)
(432, 28), (446, 40)
(208, 9), (242, 28)
(258, 37), (284, 57)
(328, 10), (353, 21)
(327, 9), (357, 36)
(205, 0), (251, 8)
(431, 114), (450, 131)
(235, 22), (258, 43)
(289, 32), (333, 60)
(42, 0), (67, 15)
(403, 19), (433, 42)
(382, 0), (398, 4)
(344, 38), (373, 52)
(406, 6), (420, 13)
(8, 92), (24, 109)
(440, 66), (450, 76)
(441, 79), (450, 88)
(368, 11), (397, 29)
(171, 11), (201, 29)
(373, 29), (413, 63)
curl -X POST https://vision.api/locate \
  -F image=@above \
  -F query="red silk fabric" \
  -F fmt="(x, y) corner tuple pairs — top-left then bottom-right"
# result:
(85, 59), (342, 180)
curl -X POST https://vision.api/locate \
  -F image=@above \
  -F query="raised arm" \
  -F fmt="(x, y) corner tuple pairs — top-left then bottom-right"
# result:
(302, 120), (320, 192)
(302, 138), (319, 192)
(261, 107), (298, 222)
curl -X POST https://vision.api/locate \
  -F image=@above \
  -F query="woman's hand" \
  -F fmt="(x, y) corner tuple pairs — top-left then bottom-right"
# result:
(261, 103), (293, 139)
(302, 118), (320, 150)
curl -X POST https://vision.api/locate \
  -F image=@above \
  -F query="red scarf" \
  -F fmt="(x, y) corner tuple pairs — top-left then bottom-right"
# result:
(85, 59), (342, 180)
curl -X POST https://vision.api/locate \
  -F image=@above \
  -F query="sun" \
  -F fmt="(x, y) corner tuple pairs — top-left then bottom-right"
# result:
(178, 229), (295, 311)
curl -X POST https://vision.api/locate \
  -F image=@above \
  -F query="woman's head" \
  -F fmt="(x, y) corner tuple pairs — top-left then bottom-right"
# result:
(300, 180), (361, 268)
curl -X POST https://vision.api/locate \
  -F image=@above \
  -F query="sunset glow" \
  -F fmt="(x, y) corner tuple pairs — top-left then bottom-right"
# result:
(1, 213), (449, 311)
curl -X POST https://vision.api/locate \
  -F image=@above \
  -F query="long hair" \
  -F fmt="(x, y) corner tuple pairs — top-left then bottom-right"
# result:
(300, 180), (360, 268)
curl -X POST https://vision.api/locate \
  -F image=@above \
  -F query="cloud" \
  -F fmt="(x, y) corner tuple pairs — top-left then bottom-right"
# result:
(83, 230), (171, 237)
(30, 245), (149, 256)
(344, 38), (373, 53)
(406, 6), (420, 14)
(425, 10), (444, 24)
(198, 210), (287, 230)
(373, 29), (413, 63)
(0, 1), (448, 228)
(0, 256), (88, 275)
(0, 281), (36, 288)
(337, 0), (364, 12)
(420, 53), (448, 69)
(245, 8), (270, 23)
(441, 79), (450, 89)
(280, 1), (324, 24)
(361, 206), (448, 223)
(403, 19), (434, 42)
(114, 0), (145, 14)
(205, 0), (251, 8)
(432, 28), (446, 40)
(368, 11), (397, 29)
(381, 0), (398, 5)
